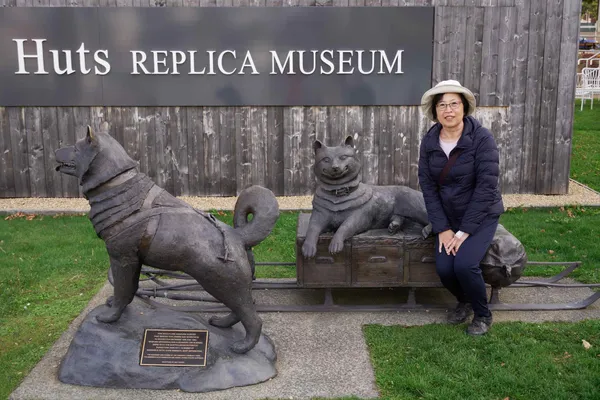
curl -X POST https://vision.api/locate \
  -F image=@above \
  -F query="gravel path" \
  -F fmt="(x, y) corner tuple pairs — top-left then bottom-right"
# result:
(0, 179), (598, 214)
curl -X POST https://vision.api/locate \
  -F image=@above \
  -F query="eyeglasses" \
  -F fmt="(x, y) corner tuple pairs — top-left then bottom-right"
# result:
(436, 101), (462, 111)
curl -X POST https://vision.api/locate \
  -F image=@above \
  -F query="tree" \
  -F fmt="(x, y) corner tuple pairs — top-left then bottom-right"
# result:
(581, 0), (599, 22)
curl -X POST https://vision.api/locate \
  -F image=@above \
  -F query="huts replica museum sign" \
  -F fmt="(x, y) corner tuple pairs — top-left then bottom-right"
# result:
(0, 7), (433, 106)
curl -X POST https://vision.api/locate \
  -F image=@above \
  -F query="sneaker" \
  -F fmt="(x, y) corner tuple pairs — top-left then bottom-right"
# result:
(466, 315), (493, 336)
(447, 302), (473, 325)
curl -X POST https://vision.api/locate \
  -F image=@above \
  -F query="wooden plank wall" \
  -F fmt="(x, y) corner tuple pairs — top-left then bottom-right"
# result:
(0, 0), (581, 197)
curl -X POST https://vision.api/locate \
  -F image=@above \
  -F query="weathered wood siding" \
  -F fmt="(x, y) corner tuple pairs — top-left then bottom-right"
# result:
(0, 0), (581, 197)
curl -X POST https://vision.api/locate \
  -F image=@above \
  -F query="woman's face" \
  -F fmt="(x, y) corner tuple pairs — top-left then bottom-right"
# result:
(436, 93), (464, 131)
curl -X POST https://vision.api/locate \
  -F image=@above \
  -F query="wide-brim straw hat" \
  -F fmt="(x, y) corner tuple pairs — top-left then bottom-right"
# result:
(421, 80), (477, 122)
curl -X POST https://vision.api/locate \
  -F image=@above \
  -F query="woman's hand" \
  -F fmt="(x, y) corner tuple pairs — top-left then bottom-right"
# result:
(438, 230), (455, 254)
(446, 232), (470, 255)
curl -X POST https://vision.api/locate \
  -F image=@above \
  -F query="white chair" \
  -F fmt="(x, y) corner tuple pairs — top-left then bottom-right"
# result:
(576, 71), (593, 110)
(583, 67), (600, 98)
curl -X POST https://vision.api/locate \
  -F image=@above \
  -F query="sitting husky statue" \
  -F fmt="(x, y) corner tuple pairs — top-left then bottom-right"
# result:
(55, 125), (279, 354)
(302, 135), (431, 258)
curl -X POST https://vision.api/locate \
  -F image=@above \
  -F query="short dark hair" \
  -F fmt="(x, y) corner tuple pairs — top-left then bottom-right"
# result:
(431, 93), (469, 120)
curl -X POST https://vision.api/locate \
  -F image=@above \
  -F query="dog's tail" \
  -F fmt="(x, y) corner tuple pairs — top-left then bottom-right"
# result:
(233, 185), (280, 248)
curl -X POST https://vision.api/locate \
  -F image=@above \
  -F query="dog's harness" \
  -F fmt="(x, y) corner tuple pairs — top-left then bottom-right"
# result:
(323, 185), (360, 197)
(313, 183), (374, 213)
(316, 176), (361, 197)
(84, 169), (139, 199)
(137, 185), (163, 260)
(86, 172), (233, 262)
(136, 208), (234, 263)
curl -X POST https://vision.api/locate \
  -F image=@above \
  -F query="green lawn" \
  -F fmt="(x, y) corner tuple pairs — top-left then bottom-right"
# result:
(0, 215), (108, 399)
(501, 206), (600, 283)
(572, 100), (600, 191)
(364, 320), (600, 400)
(1, 103), (599, 399)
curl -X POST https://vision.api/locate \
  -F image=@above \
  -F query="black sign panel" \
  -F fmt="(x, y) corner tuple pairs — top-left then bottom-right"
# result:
(0, 7), (434, 106)
(140, 329), (208, 367)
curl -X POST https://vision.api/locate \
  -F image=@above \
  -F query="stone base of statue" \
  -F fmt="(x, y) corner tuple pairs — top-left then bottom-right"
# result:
(58, 300), (277, 393)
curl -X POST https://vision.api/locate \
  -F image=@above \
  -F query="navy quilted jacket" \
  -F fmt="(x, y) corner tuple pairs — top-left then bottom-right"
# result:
(418, 116), (504, 235)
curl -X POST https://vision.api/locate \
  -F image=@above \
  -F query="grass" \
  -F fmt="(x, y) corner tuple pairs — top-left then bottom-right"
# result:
(1, 104), (599, 399)
(364, 320), (600, 400)
(500, 206), (600, 283)
(571, 100), (600, 191)
(0, 214), (108, 399)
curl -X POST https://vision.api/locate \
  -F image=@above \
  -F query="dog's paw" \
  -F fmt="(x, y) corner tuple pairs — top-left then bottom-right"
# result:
(329, 237), (344, 254)
(421, 223), (433, 239)
(302, 242), (317, 258)
(230, 340), (253, 354)
(388, 221), (401, 234)
(96, 307), (122, 323)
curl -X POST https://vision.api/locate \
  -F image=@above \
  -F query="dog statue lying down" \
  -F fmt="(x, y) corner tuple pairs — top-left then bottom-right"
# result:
(302, 135), (432, 258)
(55, 125), (279, 354)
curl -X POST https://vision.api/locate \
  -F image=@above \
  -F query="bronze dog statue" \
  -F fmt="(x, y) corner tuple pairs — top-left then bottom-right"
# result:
(302, 135), (431, 258)
(55, 125), (279, 354)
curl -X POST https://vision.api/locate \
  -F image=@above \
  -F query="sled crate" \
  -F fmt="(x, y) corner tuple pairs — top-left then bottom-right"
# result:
(296, 213), (441, 288)
(296, 213), (351, 287)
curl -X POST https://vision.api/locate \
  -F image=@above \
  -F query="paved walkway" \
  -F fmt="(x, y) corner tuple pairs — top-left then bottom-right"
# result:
(10, 279), (600, 400)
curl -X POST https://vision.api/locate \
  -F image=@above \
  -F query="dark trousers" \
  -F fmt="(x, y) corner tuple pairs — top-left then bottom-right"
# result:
(435, 218), (498, 318)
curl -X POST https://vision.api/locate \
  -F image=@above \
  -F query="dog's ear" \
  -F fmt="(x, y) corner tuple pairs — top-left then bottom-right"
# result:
(86, 125), (94, 143)
(313, 140), (324, 153)
(344, 135), (354, 148)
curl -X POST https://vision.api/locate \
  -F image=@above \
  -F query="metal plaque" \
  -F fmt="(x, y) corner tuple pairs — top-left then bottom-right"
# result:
(140, 329), (208, 367)
(0, 7), (434, 106)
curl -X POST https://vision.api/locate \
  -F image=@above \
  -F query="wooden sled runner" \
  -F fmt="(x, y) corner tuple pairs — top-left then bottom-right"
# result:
(122, 213), (600, 313)
(129, 260), (600, 313)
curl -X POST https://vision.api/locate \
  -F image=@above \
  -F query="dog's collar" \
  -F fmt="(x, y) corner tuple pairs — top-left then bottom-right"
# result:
(323, 185), (359, 197)
(85, 169), (138, 199)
